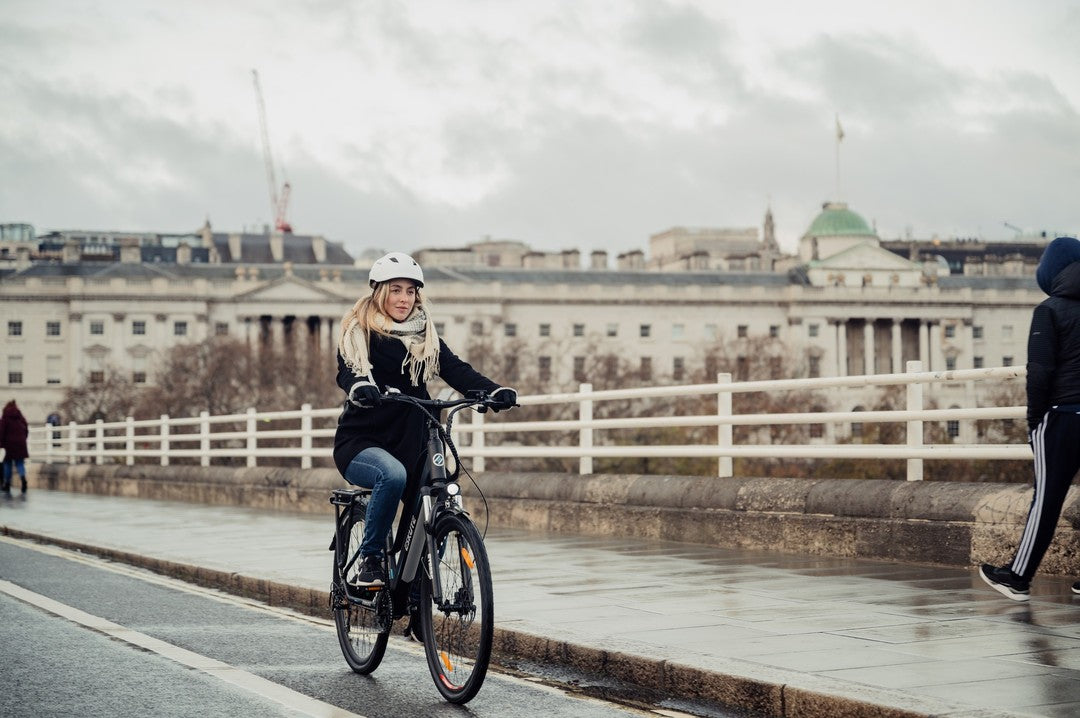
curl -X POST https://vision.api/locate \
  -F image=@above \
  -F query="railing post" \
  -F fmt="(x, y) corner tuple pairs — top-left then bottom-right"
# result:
(125, 416), (135, 466)
(94, 419), (104, 465)
(579, 382), (593, 475)
(68, 421), (77, 464)
(199, 410), (210, 468)
(45, 423), (54, 464)
(472, 408), (485, 474)
(246, 408), (257, 468)
(159, 414), (170, 467)
(300, 403), (312, 469)
(906, 360), (924, 481)
(717, 372), (733, 477)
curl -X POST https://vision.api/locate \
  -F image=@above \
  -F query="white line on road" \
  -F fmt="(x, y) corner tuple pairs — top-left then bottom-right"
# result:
(0, 578), (366, 718)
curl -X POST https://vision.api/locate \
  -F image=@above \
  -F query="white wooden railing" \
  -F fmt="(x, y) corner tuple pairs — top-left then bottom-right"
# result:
(27, 361), (1029, 481)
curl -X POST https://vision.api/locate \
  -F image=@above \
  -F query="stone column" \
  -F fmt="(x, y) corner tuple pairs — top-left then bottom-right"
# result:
(919, 320), (930, 370)
(891, 319), (903, 374)
(319, 317), (331, 355)
(831, 319), (847, 377)
(271, 316), (284, 348)
(863, 321), (874, 376)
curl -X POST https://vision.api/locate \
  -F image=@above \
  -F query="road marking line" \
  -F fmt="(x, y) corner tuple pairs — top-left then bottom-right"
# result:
(0, 579), (365, 718)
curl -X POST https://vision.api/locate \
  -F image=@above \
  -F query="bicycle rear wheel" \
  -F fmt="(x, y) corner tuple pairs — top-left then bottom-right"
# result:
(332, 502), (390, 674)
(419, 513), (493, 704)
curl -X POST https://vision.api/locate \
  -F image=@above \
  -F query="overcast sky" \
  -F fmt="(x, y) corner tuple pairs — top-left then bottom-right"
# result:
(3, 1), (1079, 257)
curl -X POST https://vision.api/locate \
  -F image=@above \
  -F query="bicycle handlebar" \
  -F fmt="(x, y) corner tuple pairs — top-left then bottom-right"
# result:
(379, 388), (503, 414)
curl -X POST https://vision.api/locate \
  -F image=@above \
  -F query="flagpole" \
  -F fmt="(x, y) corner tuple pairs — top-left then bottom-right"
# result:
(835, 114), (842, 201)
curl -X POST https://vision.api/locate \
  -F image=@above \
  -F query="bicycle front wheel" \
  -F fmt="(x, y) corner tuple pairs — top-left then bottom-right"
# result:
(419, 513), (494, 704)
(332, 503), (390, 674)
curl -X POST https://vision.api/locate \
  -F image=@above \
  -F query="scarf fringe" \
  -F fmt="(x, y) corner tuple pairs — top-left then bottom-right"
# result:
(340, 308), (439, 386)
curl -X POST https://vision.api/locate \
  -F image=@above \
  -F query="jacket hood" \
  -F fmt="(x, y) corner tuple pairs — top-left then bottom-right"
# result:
(1037, 236), (1080, 294)
(1051, 261), (1080, 299)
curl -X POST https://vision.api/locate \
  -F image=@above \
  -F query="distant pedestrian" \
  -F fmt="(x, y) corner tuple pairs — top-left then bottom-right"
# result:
(46, 411), (61, 447)
(0, 399), (29, 497)
(981, 236), (1080, 600)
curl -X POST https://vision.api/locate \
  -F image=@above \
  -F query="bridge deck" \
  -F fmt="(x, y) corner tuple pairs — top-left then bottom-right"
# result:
(2, 490), (1079, 717)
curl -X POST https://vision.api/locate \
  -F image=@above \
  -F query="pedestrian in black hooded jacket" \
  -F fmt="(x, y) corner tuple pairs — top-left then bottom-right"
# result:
(981, 236), (1080, 600)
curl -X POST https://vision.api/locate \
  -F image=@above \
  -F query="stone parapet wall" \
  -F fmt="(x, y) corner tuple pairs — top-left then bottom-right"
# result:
(27, 464), (1080, 574)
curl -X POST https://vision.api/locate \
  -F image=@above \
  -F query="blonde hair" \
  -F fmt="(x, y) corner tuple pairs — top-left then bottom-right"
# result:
(338, 281), (439, 383)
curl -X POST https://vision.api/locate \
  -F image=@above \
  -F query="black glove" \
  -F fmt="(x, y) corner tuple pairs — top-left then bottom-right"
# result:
(349, 381), (382, 408)
(488, 387), (517, 412)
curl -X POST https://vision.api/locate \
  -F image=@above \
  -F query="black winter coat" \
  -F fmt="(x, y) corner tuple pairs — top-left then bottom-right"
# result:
(1027, 261), (1080, 430)
(333, 334), (498, 488)
(0, 405), (29, 461)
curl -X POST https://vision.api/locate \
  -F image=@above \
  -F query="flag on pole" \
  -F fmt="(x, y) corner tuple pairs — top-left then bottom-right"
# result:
(835, 115), (844, 142)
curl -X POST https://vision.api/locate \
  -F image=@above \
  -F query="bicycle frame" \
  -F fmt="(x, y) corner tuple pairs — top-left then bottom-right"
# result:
(338, 392), (484, 616)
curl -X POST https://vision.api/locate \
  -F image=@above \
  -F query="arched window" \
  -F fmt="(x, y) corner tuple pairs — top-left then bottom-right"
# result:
(947, 405), (960, 439)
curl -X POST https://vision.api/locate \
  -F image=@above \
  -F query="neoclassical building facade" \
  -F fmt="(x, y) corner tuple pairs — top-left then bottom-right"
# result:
(0, 204), (1047, 424)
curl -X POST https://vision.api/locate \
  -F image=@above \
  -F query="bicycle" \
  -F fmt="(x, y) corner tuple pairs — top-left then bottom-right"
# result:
(328, 388), (508, 704)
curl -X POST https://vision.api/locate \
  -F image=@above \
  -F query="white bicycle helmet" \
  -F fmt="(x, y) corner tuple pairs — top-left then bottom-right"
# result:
(368, 251), (424, 288)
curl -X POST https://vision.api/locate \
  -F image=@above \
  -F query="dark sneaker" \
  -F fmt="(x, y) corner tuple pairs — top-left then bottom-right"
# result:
(350, 556), (386, 588)
(980, 564), (1030, 601)
(1072, 581), (1080, 595)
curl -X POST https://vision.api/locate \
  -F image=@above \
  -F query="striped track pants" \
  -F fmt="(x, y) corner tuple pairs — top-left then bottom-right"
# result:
(1011, 410), (1080, 580)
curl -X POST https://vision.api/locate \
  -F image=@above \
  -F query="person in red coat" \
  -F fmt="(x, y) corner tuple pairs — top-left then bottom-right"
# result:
(0, 400), (29, 496)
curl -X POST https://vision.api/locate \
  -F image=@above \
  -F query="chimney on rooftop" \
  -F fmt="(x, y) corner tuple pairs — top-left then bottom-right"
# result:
(228, 233), (242, 262)
(590, 250), (608, 270)
(270, 232), (284, 262)
(119, 237), (141, 264)
(62, 240), (80, 264)
(312, 235), (327, 263)
(176, 242), (191, 265)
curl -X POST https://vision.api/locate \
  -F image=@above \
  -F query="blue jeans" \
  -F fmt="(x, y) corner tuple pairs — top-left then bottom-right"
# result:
(344, 448), (407, 559)
(2, 458), (25, 491)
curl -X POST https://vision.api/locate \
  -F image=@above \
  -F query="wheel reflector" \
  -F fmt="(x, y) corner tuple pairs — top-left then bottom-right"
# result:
(460, 547), (475, 569)
(440, 651), (454, 672)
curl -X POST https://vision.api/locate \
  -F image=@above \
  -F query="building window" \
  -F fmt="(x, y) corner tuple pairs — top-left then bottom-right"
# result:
(1002, 325), (1013, 339)
(470, 321), (484, 336)
(640, 324), (651, 338)
(673, 357), (685, 381)
(736, 356), (748, 381)
(538, 356), (551, 381)
(46, 356), (61, 384)
(808, 355), (821, 378)
(89, 371), (105, 383)
(769, 325), (780, 339)
(737, 324), (748, 338)
(90, 321), (104, 335)
(640, 357), (652, 380)
(7, 321), (22, 337)
(174, 321), (188, 337)
(132, 320), (146, 336)
(504, 323), (517, 337)
(539, 323), (551, 337)
(434, 322), (446, 336)
(606, 323), (618, 337)
(973, 325), (984, 340)
(46, 321), (61, 337)
(7, 356), (22, 384)
(808, 323), (819, 338)
(672, 324), (685, 340)
(133, 356), (147, 384)
(215, 322), (229, 336)
(573, 356), (586, 381)
(947, 417), (960, 439)
(133, 371), (147, 384)
(945, 356), (957, 370)
(973, 356), (984, 369)
(944, 324), (956, 339)
(1002, 356), (1013, 367)
(573, 323), (585, 337)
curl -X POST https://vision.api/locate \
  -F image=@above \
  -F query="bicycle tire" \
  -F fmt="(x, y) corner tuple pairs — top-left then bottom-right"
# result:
(418, 512), (494, 703)
(332, 502), (390, 674)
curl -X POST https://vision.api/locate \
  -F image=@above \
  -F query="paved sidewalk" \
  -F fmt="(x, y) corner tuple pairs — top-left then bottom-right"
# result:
(2, 491), (1080, 717)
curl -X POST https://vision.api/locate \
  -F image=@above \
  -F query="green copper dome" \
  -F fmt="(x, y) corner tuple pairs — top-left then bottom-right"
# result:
(804, 202), (876, 238)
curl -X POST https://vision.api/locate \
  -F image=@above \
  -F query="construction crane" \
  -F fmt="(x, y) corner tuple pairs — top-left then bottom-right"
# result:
(251, 69), (293, 234)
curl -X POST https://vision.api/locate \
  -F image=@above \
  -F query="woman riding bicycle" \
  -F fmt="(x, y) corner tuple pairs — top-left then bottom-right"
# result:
(334, 252), (517, 588)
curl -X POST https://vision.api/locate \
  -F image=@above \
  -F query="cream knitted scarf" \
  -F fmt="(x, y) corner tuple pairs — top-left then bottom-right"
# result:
(339, 307), (440, 386)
